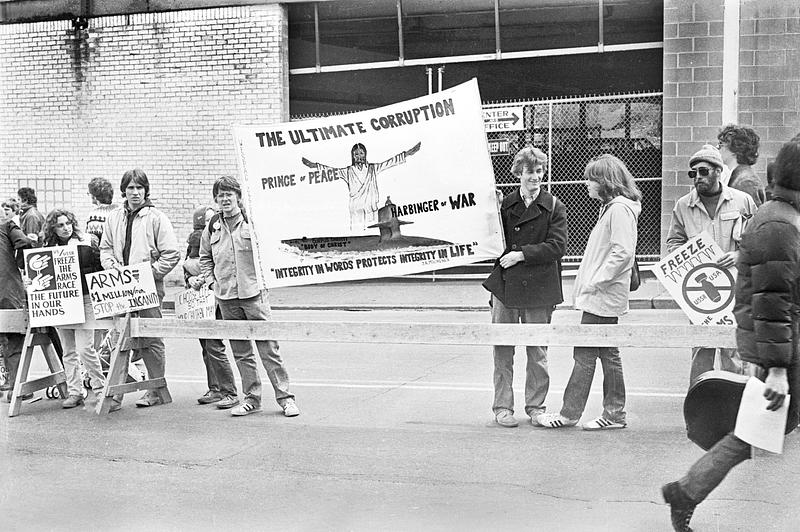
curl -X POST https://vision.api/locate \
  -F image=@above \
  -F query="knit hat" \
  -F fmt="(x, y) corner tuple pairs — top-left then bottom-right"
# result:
(689, 144), (724, 169)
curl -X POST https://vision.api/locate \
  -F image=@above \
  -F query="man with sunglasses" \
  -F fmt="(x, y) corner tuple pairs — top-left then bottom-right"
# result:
(666, 145), (757, 384)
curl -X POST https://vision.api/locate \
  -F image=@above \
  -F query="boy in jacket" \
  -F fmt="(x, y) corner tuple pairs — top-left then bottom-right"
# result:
(199, 175), (298, 417)
(100, 169), (179, 409)
(483, 146), (567, 428)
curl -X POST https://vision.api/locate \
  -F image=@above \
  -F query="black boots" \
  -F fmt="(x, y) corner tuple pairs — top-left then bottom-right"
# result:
(662, 481), (696, 532)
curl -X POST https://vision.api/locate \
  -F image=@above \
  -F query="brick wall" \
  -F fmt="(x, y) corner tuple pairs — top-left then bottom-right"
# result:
(662, 0), (800, 251)
(0, 5), (288, 284)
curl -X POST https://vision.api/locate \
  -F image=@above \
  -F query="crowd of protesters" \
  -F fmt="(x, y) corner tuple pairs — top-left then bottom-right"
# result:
(0, 124), (795, 532)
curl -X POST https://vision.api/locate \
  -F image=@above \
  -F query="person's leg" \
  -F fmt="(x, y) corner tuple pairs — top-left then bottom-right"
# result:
(132, 306), (166, 406)
(491, 295), (517, 419)
(678, 433), (751, 503)
(595, 317), (626, 424)
(2, 333), (24, 399)
(75, 326), (106, 396)
(203, 306), (237, 396)
(689, 347), (715, 384)
(217, 298), (262, 407)
(240, 292), (293, 406)
(199, 339), (219, 393)
(521, 306), (552, 418)
(560, 312), (603, 421)
(58, 327), (83, 398)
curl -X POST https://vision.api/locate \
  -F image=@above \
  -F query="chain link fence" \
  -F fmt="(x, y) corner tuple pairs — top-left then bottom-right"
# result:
(292, 91), (663, 266)
(485, 92), (663, 262)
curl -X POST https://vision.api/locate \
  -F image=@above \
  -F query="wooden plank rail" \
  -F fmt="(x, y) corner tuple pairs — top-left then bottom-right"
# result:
(131, 318), (737, 348)
(2, 309), (737, 348)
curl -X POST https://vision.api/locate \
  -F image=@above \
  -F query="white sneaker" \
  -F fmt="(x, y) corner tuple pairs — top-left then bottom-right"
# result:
(537, 413), (579, 428)
(581, 417), (626, 431)
(282, 399), (300, 417)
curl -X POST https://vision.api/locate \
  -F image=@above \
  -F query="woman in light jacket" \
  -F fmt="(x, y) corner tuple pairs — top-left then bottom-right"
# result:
(539, 154), (641, 431)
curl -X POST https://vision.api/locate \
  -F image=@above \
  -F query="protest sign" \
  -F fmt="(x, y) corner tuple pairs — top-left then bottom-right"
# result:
(24, 246), (85, 327)
(175, 286), (216, 320)
(231, 78), (504, 287)
(86, 263), (160, 319)
(653, 232), (736, 325)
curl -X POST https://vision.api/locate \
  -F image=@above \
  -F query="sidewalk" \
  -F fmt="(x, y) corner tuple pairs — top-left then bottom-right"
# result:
(162, 273), (678, 312)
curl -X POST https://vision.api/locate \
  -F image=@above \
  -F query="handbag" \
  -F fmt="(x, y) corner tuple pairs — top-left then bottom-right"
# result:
(629, 257), (641, 291)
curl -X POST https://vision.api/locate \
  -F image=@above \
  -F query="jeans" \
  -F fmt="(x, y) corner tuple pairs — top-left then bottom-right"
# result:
(491, 295), (551, 416)
(199, 306), (237, 396)
(133, 304), (166, 381)
(678, 433), (751, 503)
(216, 291), (294, 408)
(561, 312), (626, 424)
(58, 297), (106, 396)
(690, 347), (745, 385)
(0, 333), (24, 389)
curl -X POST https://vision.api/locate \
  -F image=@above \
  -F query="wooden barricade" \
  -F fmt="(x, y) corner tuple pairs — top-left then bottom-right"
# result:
(95, 313), (172, 415)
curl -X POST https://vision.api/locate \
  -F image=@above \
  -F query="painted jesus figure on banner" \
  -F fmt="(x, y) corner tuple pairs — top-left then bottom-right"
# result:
(302, 141), (422, 231)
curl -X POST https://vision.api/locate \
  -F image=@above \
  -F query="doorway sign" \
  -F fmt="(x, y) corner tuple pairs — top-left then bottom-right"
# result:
(483, 106), (524, 132)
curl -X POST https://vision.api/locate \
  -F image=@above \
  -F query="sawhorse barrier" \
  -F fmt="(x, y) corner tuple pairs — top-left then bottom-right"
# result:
(3, 309), (737, 417)
(0, 310), (170, 417)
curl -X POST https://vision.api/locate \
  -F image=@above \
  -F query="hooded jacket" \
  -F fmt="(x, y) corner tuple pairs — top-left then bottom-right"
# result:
(733, 184), (800, 433)
(573, 196), (641, 317)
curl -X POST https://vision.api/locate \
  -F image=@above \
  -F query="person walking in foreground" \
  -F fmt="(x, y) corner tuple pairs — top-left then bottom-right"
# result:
(483, 146), (567, 428)
(538, 154), (640, 431)
(42, 209), (106, 408)
(199, 175), (299, 418)
(661, 138), (800, 532)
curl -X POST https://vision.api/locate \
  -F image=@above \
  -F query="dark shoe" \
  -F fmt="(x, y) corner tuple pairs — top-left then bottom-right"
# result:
(216, 395), (240, 410)
(107, 395), (123, 413)
(4, 391), (33, 402)
(494, 409), (519, 428)
(197, 390), (223, 405)
(134, 392), (163, 408)
(62, 394), (84, 409)
(662, 481), (696, 532)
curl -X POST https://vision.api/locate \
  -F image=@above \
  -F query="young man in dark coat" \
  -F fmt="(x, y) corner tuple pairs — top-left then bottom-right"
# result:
(483, 146), (568, 428)
(662, 137), (800, 531)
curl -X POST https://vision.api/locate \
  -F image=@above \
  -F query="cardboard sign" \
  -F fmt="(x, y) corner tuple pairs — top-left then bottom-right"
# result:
(653, 232), (736, 326)
(86, 263), (160, 319)
(232, 78), (504, 287)
(24, 246), (85, 327)
(174, 286), (216, 320)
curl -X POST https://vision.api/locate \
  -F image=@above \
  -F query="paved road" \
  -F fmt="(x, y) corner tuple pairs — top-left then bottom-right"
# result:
(2, 309), (798, 531)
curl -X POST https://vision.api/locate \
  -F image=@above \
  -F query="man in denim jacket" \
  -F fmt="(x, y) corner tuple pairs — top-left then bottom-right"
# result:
(666, 145), (757, 384)
(199, 175), (298, 418)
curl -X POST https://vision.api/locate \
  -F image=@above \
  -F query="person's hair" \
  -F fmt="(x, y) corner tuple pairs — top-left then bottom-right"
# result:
(88, 177), (114, 204)
(351, 143), (367, 165)
(584, 154), (642, 202)
(717, 124), (760, 166)
(2, 197), (20, 214)
(120, 169), (150, 199)
(510, 146), (548, 177)
(17, 187), (37, 206)
(773, 138), (800, 192)
(212, 175), (242, 199)
(43, 208), (82, 245)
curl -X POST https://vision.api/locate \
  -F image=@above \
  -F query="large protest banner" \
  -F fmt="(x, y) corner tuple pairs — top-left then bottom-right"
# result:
(86, 263), (160, 319)
(232, 78), (504, 288)
(24, 246), (85, 327)
(653, 232), (736, 326)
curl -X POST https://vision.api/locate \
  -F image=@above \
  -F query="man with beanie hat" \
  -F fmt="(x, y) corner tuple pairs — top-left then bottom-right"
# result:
(661, 138), (800, 532)
(666, 145), (757, 384)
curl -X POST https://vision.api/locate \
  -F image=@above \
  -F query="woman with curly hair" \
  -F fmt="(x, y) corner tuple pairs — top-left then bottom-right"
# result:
(717, 124), (766, 206)
(43, 209), (106, 408)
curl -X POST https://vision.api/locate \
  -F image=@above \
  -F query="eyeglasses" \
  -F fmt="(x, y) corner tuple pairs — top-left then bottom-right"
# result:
(688, 167), (712, 179)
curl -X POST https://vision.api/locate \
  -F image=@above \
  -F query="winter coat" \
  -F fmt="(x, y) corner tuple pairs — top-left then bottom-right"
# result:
(483, 189), (567, 309)
(573, 196), (640, 318)
(728, 164), (766, 207)
(99, 201), (179, 298)
(0, 220), (30, 310)
(733, 184), (800, 433)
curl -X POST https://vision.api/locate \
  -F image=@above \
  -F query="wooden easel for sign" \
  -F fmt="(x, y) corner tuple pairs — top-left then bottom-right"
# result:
(8, 326), (68, 417)
(95, 312), (172, 415)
